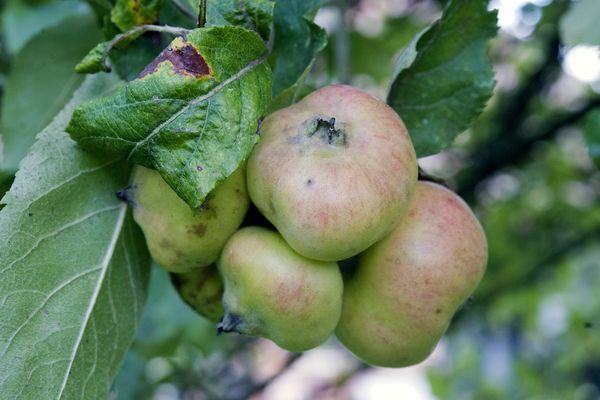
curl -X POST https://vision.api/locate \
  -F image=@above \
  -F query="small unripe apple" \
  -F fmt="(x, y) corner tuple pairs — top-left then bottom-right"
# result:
(171, 266), (224, 322)
(128, 165), (249, 272)
(217, 226), (343, 352)
(247, 84), (417, 261)
(336, 181), (488, 367)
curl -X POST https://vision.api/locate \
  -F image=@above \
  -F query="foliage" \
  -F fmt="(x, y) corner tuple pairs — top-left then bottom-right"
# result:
(387, 0), (497, 157)
(0, 74), (151, 398)
(1, 0), (600, 398)
(67, 27), (271, 209)
(0, 10), (101, 179)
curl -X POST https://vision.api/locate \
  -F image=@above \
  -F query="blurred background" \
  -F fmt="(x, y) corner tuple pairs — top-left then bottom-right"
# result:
(2, 0), (600, 398)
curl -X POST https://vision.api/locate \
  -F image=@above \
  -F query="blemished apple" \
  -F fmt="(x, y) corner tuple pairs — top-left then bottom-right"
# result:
(217, 226), (343, 352)
(128, 165), (249, 273)
(247, 84), (417, 262)
(171, 265), (224, 322)
(336, 181), (488, 367)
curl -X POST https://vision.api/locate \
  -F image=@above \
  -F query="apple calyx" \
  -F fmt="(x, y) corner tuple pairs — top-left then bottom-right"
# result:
(217, 312), (244, 335)
(307, 117), (346, 146)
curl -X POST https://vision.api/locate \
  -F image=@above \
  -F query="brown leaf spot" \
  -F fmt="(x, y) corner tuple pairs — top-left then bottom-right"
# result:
(139, 37), (211, 78)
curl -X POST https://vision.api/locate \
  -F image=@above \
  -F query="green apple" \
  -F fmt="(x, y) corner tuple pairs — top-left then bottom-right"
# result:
(128, 165), (249, 273)
(247, 84), (417, 262)
(336, 181), (488, 367)
(217, 226), (343, 352)
(171, 266), (224, 322)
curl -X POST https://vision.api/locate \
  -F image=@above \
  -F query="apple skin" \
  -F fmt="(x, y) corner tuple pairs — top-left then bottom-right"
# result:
(171, 265), (224, 322)
(217, 227), (343, 352)
(335, 181), (488, 367)
(129, 165), (249, 273)
(247, 84), (417, 262)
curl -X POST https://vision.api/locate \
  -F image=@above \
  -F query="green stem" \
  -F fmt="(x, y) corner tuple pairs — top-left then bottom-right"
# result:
(198, 0), (207, 28)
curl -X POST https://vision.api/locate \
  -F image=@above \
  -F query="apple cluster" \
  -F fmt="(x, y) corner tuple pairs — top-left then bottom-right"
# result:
(127, 85), (488, 368)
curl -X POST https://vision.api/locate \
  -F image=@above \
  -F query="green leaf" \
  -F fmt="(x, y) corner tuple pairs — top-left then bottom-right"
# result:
(387, 0), (497, 157)
(348, 17), (423, 84)
(0, 12), (101, 177)
(67, 26), (272, 209)
(271, 0), (327, 100)
(1, 0), (90, 55)
(560, 0), (600, 46)
(85, 0), (116, 21)
(111, 0), (165, 31)
(75, 41), (111, 73)
(583, 109), (600, 169)
(0, 74), (151, 399)
(206, 0), (275, 41)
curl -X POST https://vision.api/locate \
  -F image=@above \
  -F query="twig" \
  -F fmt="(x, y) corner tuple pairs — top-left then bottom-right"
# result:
(198, 0), (207, 28)
(311, 362), (370, 397)
(483, 223), (600, 305)
(457, 97), (600, 200)
(233, 352), (303, 399)
(456, 3), (569, 200)
(452, 221), (600, 328)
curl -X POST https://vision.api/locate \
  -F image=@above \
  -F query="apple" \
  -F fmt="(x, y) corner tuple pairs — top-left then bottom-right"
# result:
(127, 165), (249, 272)
(247, 84), (417, 261)
(171, 266), (224, 322)
(336, 181), (488, 367)
(217, 226), (343, 352)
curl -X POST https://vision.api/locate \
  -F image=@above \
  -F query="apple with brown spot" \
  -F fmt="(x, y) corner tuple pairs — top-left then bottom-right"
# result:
(217, 226), (343, 352)
(247, 84), (417, 261)
(171, 265), (224, 322)
(127, 165), (249, 273)
(336, 181), (488, 367)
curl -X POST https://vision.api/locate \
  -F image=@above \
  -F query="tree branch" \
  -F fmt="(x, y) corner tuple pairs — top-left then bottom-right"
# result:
(458, 97), (600, 200)
(231, 352), (303, 399)
(452, 220), (600, 328)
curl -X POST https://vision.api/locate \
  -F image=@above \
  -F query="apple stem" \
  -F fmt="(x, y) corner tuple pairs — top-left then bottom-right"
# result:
(217, 312), (243, 335)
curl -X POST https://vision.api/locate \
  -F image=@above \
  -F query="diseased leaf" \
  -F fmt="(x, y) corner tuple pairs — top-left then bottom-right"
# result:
(1, 0), (90, 55)
(0, 12), (101, 177)
(67, 26), (272, 209)
(111, 0), (165, 31)
(271, 0), (327, 101)
(0, 74), (151, 399)
(560, 0), (600, 46)
(583, 109), (600, 169)
(387, 0), (497, 157)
